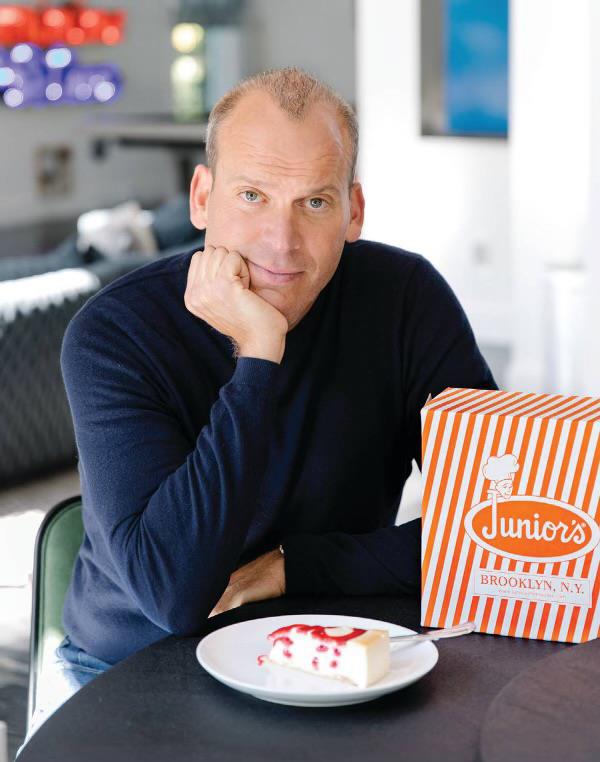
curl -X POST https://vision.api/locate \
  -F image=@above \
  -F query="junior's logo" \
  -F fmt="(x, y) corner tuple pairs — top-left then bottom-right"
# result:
(464, 454), (600, 563)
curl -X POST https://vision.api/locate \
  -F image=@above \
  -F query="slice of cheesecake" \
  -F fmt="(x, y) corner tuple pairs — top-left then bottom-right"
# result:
(257, 624), (391, 688)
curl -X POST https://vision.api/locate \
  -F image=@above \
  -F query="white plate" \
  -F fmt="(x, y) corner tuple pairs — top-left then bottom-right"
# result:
(196, 614), (439, 707)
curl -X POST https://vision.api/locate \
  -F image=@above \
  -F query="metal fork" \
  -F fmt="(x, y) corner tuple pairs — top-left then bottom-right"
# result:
(389, 621), (476, 646)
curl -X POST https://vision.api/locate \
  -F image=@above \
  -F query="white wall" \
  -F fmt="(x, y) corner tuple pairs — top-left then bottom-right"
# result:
(508, 0), (599, 395)
(355, 0), (511, 347)
(242, 0), (355, 102)
(585, 0), (600, 394)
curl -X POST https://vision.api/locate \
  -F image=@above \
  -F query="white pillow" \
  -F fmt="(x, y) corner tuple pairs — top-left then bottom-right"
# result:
(77, 200), (158, 259)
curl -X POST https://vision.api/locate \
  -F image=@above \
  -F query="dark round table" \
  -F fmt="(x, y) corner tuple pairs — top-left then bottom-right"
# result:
(480, 637), (600, 762)
(19, 595), (571, 762)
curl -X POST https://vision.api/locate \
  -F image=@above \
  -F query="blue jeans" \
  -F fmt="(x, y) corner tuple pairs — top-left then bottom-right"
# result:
(56, 634), (113, 677)
(16, 635), (112, 756)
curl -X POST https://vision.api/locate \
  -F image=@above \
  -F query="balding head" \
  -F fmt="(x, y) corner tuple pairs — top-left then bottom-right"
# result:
(205, 66), (358, 189)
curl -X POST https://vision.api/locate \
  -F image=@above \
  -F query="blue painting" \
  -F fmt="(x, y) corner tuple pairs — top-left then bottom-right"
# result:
(421, 0), (509, 138)
(445, 0), (508, 136)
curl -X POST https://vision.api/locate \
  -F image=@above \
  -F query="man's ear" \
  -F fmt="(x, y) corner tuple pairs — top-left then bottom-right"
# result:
(190, 164), (213, 230)
(345, 181), (365, 243)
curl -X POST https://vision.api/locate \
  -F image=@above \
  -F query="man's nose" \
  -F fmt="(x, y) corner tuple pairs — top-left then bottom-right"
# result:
(262, 209), (301, 256)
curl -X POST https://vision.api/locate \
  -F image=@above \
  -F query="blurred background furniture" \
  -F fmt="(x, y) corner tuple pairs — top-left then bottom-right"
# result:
(88, 114), (207, 193)
(27, 496), (83, 735)
(0, 195), (205, 487)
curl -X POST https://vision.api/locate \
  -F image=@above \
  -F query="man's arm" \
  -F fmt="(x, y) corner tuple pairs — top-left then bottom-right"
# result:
(61, 299), (281, 634)
(281, 255), (499, 598)
(282, 521), (422, 597)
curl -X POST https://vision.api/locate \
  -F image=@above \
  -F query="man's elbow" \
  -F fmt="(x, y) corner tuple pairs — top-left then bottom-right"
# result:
(132, 578), (218, 636)
(160, 604), (209, 636)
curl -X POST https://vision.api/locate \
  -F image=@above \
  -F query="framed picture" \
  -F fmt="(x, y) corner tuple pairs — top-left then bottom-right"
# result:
(421, 0), (509, 138)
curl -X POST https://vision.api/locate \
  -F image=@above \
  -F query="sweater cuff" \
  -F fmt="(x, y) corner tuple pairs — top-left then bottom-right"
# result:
(280, 522), (422, 598)
(280, 532), (345, 597)
(231, 356), (281, 387)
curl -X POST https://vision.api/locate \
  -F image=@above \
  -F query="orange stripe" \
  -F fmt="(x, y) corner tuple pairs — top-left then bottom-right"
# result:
(550, 607), (567, 643)
(436, 416), (482, 625)
(421, 410), (445, 520)
(508, 598), (524, 636)
(549, 421), (578, 576)
(421, 412), (464, 594)
(565, 429), (600, 641)
(561, 422), (596, 585)
(569, 399), (600, 422)
(540, 420), (565, 496)
(516, 417), (554, 638)
(478, 392), (540, 420)
(522, 395), (576, 420)
(425, 387), (478, 411)
(453, 390), (548, 415)
(540, 396), (591, 421)
(495, 597), (509, 635)
(533, 419), (571, 639)
(481, 416), (521, 634)
(509, 410), (547, 635)
(425, 411), (478, 625)
(505, 414), (541, 636)
(467, 418), (507, 623)
(489, 418), (522, 634)
(437, 388), (504, 414)
(521, 602), (537, 640)
(421, 406), (435, 471)
(421, 410), (451, 598)
(569, 432), (600, 642)
(464, 391), (525, 417)
(424, 415), (492, 627)
(547, 420), (584, 641)
(567, 422), (594, 505)
(425, 387), (485, 412)
(462, 401), (540, 628)
(455, 401), (528, 627)
(556, 399), (600, 422)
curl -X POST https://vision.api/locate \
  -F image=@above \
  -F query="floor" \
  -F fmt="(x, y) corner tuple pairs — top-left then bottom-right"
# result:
(0, 466), (80, 760)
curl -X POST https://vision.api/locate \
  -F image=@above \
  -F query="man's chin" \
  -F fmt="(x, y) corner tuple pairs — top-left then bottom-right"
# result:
(251, 285), (289, 312)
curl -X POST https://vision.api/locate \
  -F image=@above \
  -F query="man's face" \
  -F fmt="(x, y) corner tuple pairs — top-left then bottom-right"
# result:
(496, 477), (514, 499)
(190, 90), (364, 331)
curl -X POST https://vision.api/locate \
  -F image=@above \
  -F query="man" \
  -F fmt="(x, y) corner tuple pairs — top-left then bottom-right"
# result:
(24, 65), (497, 746)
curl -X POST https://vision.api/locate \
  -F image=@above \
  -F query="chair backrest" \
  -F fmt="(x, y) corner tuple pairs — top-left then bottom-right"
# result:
(27, 496), (84, 730)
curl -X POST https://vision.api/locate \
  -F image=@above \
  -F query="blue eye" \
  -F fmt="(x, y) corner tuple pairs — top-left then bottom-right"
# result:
(242, 190), (260, 202)
(308, 198), (326, 209)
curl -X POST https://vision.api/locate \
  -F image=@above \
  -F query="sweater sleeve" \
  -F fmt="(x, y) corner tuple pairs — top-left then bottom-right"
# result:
(282, 255), (499, 597)
(60, 297), (280, 634)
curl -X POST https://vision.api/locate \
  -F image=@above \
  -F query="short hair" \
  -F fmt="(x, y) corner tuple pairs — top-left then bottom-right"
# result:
(205, 66), (359, 189)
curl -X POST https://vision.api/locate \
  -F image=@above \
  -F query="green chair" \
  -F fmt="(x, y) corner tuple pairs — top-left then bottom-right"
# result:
(27, 496), (84, 734)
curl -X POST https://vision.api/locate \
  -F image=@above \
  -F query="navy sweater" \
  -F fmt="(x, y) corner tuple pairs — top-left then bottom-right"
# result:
(60, 239), (498, 664)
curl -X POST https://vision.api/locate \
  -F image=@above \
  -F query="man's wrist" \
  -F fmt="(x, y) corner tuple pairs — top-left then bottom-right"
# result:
(235, 334), (286, 364)
(275, 544), (286, 595)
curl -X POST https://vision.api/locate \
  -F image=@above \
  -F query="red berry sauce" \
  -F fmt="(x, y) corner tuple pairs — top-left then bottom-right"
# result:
(258, 624), (366, 670)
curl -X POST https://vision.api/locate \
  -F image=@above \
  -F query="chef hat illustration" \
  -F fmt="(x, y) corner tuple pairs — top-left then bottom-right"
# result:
(483, 454), (520, 482)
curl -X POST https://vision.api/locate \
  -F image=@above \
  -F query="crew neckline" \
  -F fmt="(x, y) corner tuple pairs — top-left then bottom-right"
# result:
(284, 248), (345, 344)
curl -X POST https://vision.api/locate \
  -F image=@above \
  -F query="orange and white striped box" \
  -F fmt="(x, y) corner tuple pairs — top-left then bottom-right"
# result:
(420, 387), (600, 643)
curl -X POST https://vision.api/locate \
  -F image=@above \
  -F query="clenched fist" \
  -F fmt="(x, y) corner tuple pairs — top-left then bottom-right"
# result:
(184, 245), (289, 363)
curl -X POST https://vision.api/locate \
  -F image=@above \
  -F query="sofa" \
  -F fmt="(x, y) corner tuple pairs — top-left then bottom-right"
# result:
(0, 195), (205, 487)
